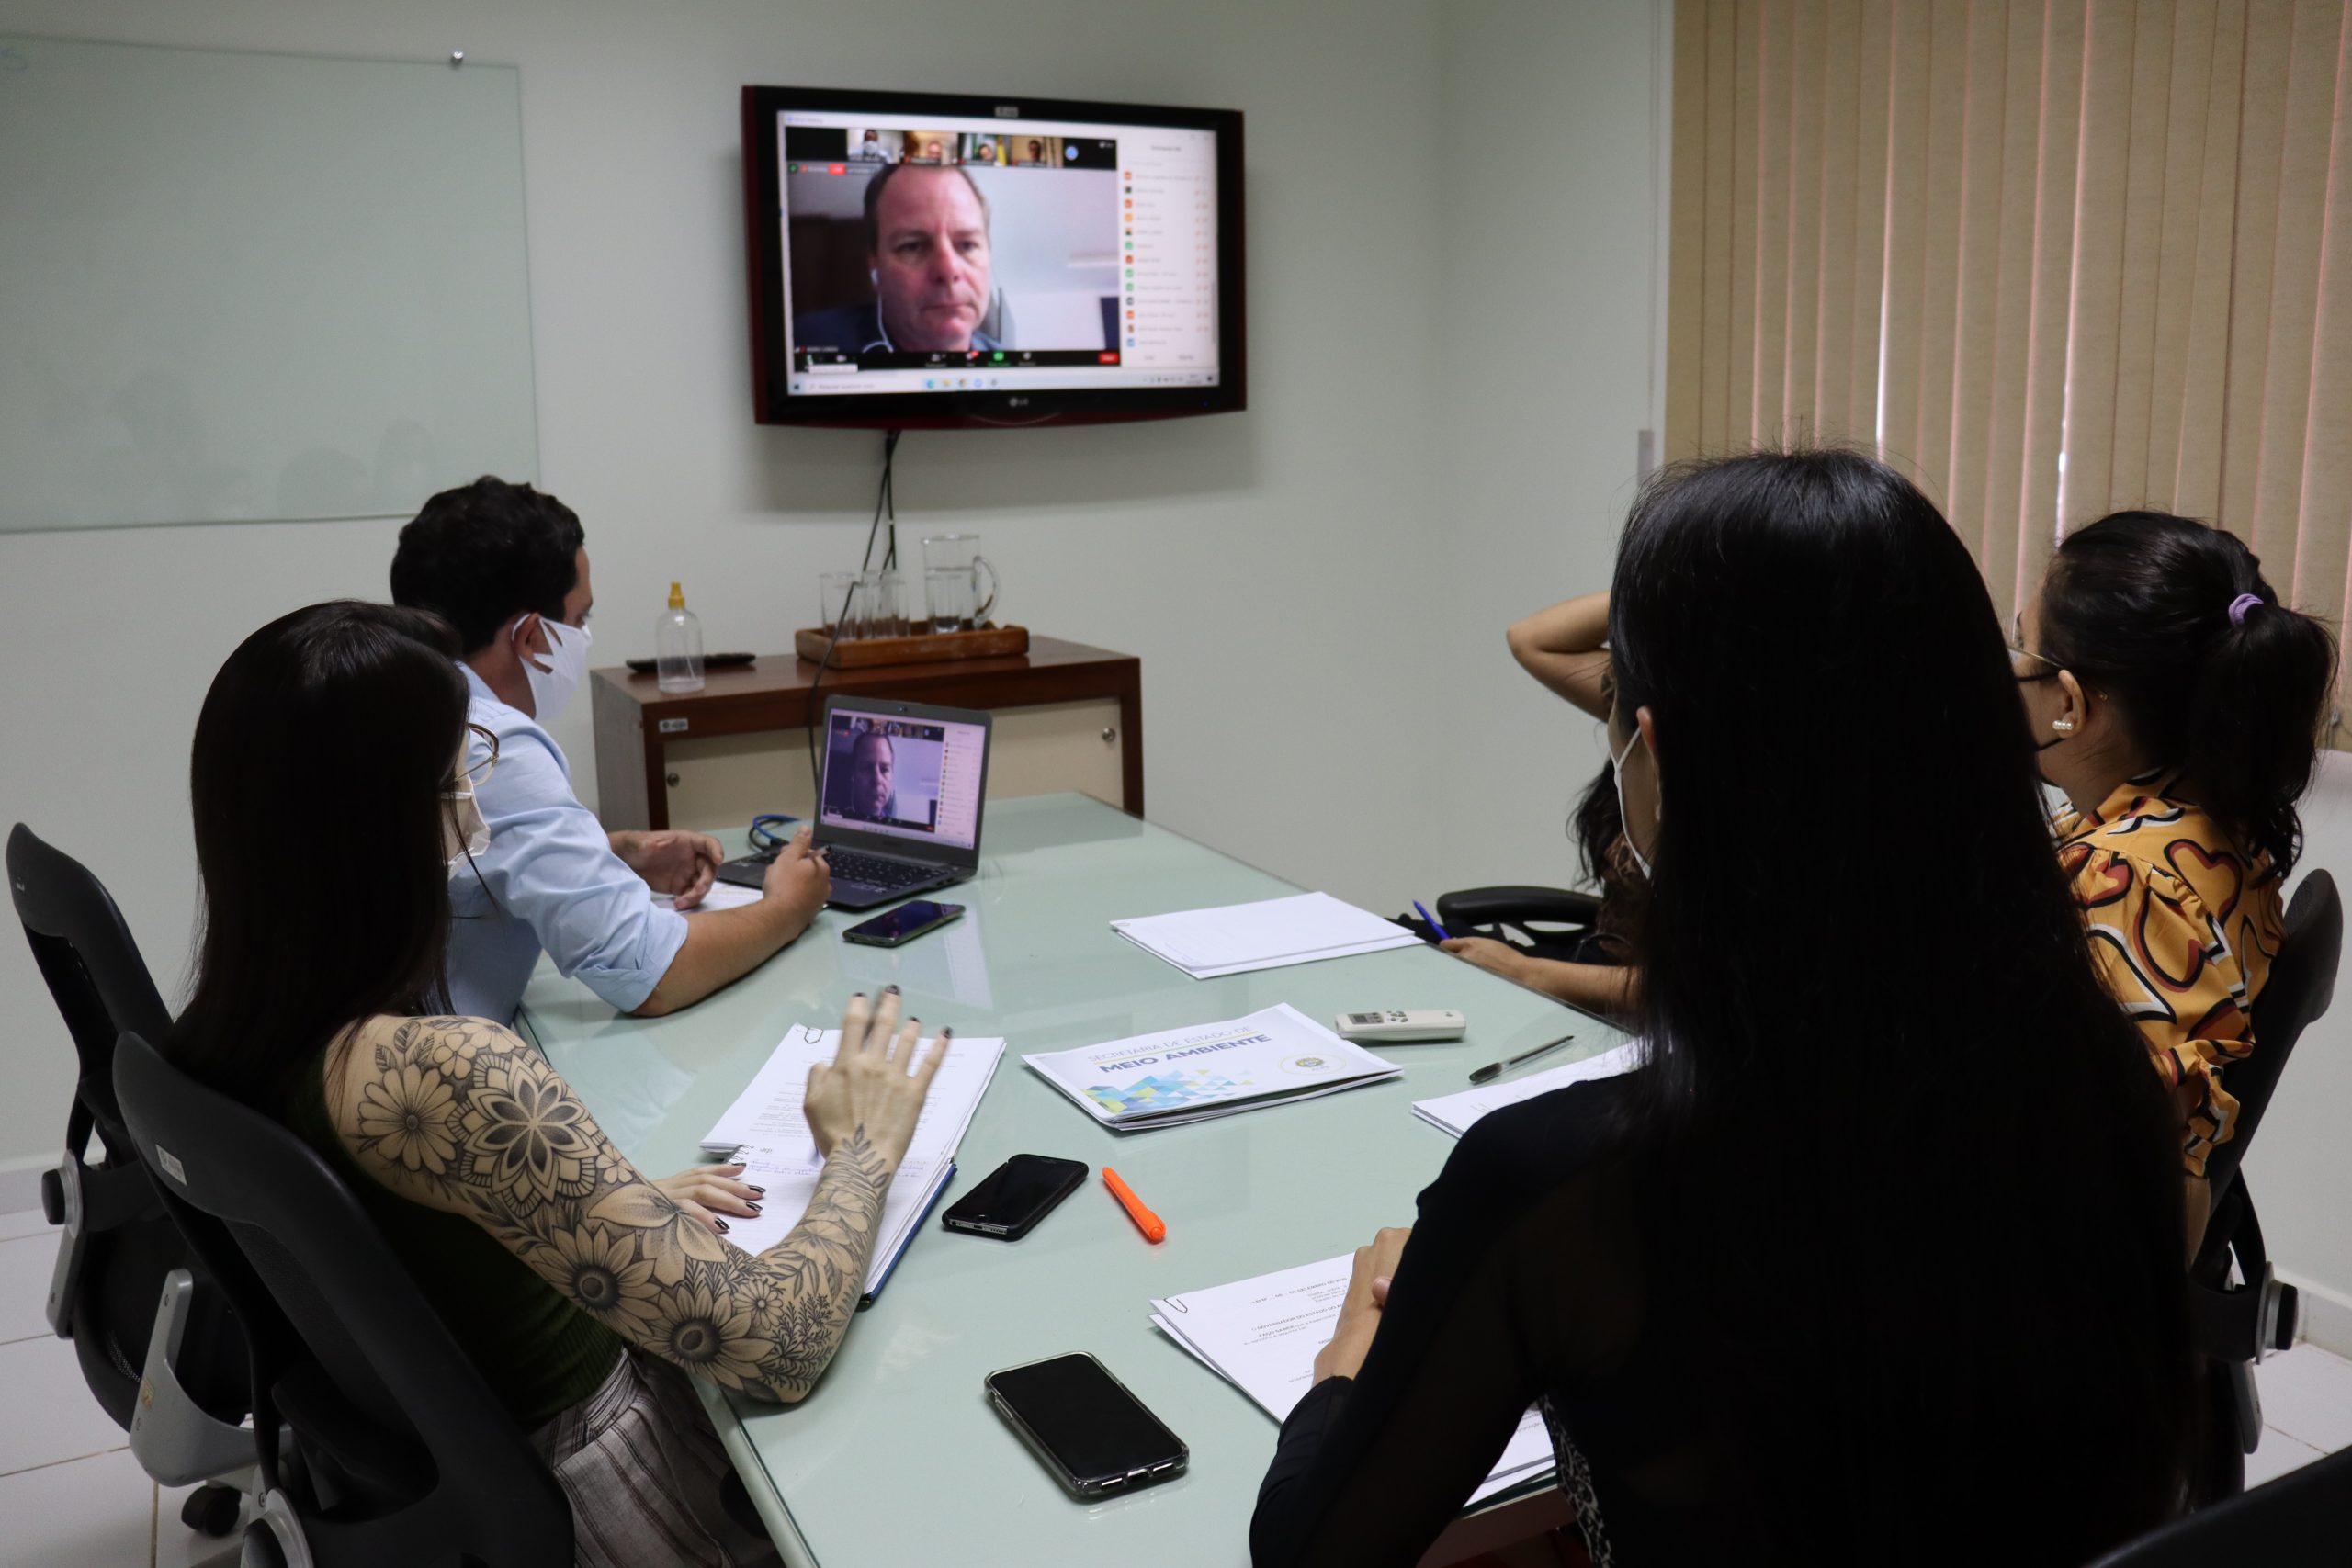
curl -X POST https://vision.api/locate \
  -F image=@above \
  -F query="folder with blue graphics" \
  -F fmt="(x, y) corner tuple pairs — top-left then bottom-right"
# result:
(1023, 1004), (1398, 1131)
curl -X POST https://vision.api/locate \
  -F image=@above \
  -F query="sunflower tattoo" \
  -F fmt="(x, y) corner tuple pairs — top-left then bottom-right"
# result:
(539, 1224), (661, 1331)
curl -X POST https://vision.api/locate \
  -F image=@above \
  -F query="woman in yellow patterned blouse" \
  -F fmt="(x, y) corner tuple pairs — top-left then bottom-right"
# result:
(2014, 512), (2335, 1239)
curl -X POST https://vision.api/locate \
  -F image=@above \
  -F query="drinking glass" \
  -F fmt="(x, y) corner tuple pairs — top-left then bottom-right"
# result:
(818, 571), (860, 638)
(859, 570), (905, 639)
(921, 534), (999, 626)
(924, 567), (973, 634)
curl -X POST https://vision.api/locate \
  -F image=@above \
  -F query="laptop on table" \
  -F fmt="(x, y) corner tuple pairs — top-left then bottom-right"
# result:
(716, 696), (992, 911)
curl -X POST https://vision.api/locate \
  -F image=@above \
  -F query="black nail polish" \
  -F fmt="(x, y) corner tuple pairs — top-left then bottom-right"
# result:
(852, 991), (865, 999)
(716, 1219), (731, 1233)
(884, 984), (900, 996)
(747, 1202), (763, 1214)
(750, 1185), (766, 1195)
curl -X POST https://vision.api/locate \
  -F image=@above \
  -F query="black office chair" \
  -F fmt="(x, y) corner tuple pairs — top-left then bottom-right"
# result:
(1433, 886), (1604, 963)
(2185, 869), (2341, 1500)
(2207, 869), (2341, 1206)
(6, 823), (252, 1535)
(112, 1029), (572, 1568)
(2085, 1441), (2352, 1566)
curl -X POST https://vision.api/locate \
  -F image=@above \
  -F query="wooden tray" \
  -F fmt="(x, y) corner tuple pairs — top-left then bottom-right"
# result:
(793, 623), (1030, 669)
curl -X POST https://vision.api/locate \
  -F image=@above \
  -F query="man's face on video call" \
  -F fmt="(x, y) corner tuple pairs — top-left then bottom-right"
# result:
(871, 168), (992, 353)
(850, 733), (895, 818)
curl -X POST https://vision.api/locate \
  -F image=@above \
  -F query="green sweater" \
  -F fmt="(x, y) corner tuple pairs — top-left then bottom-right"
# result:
(288, 1052), (622, 1430)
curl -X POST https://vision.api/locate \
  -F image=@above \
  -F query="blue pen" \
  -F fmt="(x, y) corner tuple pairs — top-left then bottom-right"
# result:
(1413, 900), (1451, 942)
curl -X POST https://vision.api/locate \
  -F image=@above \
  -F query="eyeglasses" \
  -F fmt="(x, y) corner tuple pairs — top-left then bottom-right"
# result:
(2008, 612), (2061, 681)
(443, 724), (500, 798)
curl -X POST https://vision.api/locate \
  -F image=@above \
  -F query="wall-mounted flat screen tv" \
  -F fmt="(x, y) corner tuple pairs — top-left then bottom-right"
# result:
(742, 85), (1245, 428)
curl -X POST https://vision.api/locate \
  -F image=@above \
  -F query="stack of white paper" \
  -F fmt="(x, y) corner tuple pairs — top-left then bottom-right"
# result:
(1149, 1255), (1555, 1506)
(701, 1025), (1005, 1297)
(1111, 892), (1420, 979)
(1410, 1040), (1646, 1139)
(1023, 1004), (1399, 1131)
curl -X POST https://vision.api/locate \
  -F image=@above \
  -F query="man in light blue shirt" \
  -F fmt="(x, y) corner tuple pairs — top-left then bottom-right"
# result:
(391, 478), (830, 1021)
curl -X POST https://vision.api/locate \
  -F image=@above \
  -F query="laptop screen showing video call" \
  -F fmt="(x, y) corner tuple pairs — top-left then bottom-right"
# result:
(819, 709), (988, 853)
(774, 107), (1221, 398)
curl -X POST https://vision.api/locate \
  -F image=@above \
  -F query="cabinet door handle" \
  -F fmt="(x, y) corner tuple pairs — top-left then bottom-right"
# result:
(1101, 728), (1117, 743)
(665, 772), (682, 788)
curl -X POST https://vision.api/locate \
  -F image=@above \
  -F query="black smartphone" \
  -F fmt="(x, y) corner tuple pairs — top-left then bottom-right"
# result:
(984, 1353), (1188, 1499)
(841, 900), (965, 947)
(942, 1154), (1087, 1240)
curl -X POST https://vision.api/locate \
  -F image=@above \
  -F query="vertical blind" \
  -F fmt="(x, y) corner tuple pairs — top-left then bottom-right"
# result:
(1665, 0), (2352, 723)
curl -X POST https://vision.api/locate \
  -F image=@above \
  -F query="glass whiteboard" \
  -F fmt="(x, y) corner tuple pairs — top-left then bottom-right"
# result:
(0, 38), (537, 532)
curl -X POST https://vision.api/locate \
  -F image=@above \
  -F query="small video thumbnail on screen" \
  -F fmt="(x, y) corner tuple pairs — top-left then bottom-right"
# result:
(826, 715), (947, 830)
(784, 126), (1123, 357)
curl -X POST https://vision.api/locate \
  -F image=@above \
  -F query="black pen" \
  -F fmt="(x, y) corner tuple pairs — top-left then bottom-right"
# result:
(1467, 1032), (1577, 1085)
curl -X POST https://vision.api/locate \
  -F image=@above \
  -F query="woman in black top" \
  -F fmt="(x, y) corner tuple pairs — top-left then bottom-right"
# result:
(1252, 451), (2197, 1566)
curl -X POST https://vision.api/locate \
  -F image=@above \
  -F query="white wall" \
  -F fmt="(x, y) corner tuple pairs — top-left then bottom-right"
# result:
(0, 0), (1674, 1179)
(1432, 0), (1671, 888)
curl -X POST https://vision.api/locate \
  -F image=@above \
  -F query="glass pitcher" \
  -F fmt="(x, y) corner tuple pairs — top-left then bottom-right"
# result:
(920, 534), (999, 630)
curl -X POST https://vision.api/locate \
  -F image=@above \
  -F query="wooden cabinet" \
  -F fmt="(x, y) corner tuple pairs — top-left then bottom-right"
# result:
(589, 637), (1143, 832)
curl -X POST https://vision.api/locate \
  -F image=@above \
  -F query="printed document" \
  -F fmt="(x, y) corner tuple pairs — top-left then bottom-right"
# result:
(1111, 891), (1420, 979)
(1149, 1255), (1555, 1505)
(1411, 1039), (1646, 1139)
(1023, 1004), (1398, 1130)
(702, 1025), (1003, 1293)
(658, 881), (763, 913)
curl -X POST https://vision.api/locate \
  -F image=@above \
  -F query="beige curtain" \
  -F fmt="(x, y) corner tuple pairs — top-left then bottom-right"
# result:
(1666, 0), (2352, 725)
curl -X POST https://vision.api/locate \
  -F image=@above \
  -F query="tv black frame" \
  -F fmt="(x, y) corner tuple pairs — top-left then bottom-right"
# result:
(742, 85), (1246, 430)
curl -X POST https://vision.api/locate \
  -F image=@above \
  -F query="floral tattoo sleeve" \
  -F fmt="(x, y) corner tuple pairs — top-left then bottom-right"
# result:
(338, 1016), (890, 1403)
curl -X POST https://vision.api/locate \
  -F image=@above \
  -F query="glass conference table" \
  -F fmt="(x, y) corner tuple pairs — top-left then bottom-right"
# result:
(520, 795), (1627, 1567)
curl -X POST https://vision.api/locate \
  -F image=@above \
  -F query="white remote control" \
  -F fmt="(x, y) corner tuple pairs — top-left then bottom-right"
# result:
(1334, 1009), (1467, 1043)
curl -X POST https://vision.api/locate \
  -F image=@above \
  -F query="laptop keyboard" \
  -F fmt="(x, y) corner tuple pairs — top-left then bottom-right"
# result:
(823, 850), (940, 889)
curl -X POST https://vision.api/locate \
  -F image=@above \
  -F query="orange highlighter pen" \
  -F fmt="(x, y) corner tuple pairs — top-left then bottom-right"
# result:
(1102, 1168), (1166, 1243)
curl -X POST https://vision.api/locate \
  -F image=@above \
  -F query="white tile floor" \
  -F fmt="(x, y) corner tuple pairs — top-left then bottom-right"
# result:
(0, 1207), (2346, 1563)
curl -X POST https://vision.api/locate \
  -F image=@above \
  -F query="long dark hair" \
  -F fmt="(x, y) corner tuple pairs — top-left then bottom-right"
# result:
(2038, 510), (2336, 878)
(1570, 761), (1623, 893)
(173, 602), (469, 1107)
(1607, 452), (2194, 1561)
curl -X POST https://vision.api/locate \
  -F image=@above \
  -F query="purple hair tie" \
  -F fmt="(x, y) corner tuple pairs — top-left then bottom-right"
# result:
(2228, 592), (2264, 626)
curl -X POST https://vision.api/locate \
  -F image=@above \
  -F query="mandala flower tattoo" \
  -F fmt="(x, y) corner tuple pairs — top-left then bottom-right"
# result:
(647, 1283), (768, 1391)
(459, 1058), (599, 1213)
(354, 1065), (459, 1175)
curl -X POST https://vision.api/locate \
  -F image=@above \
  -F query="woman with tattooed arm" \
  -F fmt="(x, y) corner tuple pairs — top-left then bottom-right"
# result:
(170, 602), (949, 1567)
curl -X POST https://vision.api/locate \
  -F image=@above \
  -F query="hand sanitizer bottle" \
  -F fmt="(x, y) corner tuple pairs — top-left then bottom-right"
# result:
(656, 581), (705, 693)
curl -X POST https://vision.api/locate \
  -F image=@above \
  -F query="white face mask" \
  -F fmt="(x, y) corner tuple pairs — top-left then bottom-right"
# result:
(1611, 724), (1656, 881)
(514, 615), (590, 724)
(443, 788), (489, 871)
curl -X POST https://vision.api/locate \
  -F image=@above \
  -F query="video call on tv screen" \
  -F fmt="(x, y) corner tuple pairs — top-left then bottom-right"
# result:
(746, 89), (1236, 414)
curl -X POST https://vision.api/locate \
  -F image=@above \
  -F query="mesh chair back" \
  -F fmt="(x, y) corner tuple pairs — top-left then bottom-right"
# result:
(7, 823), (170, 1154)
(2210, 871), (2342, 1201)
(114, 1030), (571, 1568)
(7, 824), (245, 1428)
